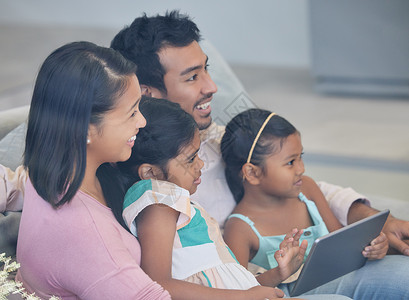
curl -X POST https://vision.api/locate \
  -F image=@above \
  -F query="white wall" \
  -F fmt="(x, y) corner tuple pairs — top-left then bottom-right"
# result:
(0, 0), (311, 67)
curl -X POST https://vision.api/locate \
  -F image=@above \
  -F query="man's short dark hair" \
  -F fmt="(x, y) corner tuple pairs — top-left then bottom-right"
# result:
(111, 10), (201, 95)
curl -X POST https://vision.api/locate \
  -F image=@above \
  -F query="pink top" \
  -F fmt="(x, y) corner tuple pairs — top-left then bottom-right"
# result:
(16, 179), (170, 300)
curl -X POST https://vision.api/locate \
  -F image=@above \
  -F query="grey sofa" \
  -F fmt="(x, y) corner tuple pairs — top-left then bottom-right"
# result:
(0, 106), (29, 169)
(0, 106), (29, 140)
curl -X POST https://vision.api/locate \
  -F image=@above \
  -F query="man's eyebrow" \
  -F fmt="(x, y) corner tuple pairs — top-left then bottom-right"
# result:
(180, 56), (209, 76)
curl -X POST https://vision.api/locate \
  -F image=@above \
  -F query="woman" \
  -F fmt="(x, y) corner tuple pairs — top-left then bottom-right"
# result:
(16, 41), (170, 299)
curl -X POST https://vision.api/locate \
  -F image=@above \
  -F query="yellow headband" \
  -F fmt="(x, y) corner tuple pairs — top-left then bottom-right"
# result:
(246, 112), (276, 164)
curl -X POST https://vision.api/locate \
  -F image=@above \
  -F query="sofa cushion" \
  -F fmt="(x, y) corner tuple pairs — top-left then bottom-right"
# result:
(0, 122), (26, 171)
(0, 105), (29, 140)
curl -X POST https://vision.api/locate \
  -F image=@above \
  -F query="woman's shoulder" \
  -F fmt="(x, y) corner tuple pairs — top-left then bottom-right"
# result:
(19, 188), (139, 264)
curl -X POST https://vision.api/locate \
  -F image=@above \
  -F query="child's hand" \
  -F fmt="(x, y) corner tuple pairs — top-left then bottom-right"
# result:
(246, 286), (284, 299)
(362, 232), (388, 260)
(275, 228), (308, 281)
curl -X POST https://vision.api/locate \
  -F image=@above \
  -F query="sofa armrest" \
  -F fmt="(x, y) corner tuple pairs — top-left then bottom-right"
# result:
(0, 106), (28, 170)
(0, 105), (29, 141)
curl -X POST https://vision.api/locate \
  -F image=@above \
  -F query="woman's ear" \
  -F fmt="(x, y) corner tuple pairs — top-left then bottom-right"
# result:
(138, 163), (164, 180)
(241, 163), (262, 185)
(87, 124), (98, 145)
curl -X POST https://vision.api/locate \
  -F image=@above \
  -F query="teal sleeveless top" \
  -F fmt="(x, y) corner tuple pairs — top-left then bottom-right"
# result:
(228, 193), (329, 270)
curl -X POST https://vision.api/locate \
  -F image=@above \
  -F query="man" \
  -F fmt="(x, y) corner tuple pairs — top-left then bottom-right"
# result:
(110, 11), (409, 256)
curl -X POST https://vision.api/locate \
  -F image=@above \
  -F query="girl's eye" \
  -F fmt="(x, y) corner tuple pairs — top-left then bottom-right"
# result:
(188, 154), (197, 163)
(287, 160), (295, 166)
(131, 110), (138, 117)
(205, 64), (209, 71)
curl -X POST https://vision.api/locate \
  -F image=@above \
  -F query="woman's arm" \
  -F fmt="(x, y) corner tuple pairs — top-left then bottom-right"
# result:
(137, 204), (284, 300)
(301, 175), (342, 232)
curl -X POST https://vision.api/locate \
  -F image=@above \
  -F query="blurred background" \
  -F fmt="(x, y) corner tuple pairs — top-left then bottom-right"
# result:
(1, 0), (408, 218)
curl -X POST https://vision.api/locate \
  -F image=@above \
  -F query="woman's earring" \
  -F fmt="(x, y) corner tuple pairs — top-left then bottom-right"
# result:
(87, 139), (91, 144)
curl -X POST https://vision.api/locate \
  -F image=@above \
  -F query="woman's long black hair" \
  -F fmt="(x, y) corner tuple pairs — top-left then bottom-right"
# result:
(24, 41), (137, 212)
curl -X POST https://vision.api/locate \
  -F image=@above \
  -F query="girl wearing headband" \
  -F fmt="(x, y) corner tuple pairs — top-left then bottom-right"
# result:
(221, 108), (388, 295)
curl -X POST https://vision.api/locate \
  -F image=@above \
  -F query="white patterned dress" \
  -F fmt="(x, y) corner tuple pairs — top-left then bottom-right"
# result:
(122, 179), (259, 289)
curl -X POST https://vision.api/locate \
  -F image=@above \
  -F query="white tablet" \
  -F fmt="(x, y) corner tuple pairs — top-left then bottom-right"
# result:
(290, 209), (389, 297)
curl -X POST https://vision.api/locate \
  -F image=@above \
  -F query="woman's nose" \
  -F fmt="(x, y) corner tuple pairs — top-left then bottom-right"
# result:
(137, 111), (147, 129)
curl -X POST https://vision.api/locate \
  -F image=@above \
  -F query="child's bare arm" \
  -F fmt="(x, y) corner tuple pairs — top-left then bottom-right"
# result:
(223, 217), (256, 268)
(301, 175), (342, 232)
(137, 204), (179, 283)
(225, 218), (306, 288)
(137, 204), (284, 300)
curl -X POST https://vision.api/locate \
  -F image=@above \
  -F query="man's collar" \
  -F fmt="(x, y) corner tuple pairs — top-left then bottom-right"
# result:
(199, 121), (225, 143)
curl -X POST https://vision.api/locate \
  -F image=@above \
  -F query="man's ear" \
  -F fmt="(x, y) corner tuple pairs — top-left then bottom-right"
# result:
(241, 163), (262, 185)
(138, 163), (164, 180)
(140, 84), (165, 98)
